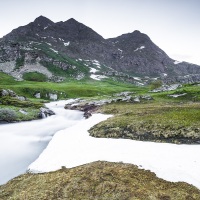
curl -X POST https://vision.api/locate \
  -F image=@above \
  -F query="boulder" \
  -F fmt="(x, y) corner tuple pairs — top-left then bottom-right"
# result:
(133, 96), (140, 102)
(38, 107), (55, 118)
(15, 96), (26, 101)
(65, 101), (98, 119)
(34, 92), (41, 99)
(0, 89), (17, 97)
(151, 84), (182, 92)
(7, 89), (17, 97)
(49, 93), (58, 100)
(0, 89), (9, 97)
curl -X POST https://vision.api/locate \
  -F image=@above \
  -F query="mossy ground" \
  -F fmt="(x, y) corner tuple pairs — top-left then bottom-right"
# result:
(89, 101), (200, 144)
(0, 161), (199, 200)
(0, 96), (43, 122)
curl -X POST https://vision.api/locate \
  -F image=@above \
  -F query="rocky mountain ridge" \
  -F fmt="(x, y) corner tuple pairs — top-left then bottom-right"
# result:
(1, 16), (200, 84)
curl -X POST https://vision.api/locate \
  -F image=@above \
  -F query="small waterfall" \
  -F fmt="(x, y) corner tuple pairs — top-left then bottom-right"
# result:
(41, 112), (46, 118)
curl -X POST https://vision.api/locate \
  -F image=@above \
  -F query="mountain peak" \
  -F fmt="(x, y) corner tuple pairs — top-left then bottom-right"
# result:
(67, 18), (78, 22)
(64, 18), (81, 26)
(34, 15), (54, 26)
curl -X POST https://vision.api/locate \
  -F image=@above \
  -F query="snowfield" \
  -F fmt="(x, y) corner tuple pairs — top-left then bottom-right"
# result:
(28, 101), (200, 190)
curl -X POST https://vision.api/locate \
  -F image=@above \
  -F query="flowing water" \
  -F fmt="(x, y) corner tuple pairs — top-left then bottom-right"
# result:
(0, 100), (83, 185)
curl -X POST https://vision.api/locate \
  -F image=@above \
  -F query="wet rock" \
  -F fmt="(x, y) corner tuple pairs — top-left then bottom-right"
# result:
(84, 112), (92, 119)
(38, 107), (55, 118)
(65, 101), (99, 119)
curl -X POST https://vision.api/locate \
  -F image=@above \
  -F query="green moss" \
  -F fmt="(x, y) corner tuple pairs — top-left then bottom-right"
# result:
(23, 72), (48, 82)
(89, 102), (200, 144)
(0, 96), (43, 108)
(15, 54), (25, 70)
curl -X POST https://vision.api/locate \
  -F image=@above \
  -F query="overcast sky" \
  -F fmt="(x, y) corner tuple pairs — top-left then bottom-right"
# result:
(1, 0), (200, 65)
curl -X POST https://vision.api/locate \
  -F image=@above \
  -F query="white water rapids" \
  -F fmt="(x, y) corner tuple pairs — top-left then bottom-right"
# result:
(0, 100), (83, 185)
(0, 100), (200, 190)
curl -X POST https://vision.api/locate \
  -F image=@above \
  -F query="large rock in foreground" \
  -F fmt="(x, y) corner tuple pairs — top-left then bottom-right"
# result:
(0, 161), (199, 200)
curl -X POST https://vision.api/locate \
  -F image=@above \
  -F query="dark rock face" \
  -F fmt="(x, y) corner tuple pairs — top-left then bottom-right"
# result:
(1, 16), (200, 83)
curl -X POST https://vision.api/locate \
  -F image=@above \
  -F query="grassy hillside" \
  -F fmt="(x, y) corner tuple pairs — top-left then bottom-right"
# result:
(0, 72), (147, 99)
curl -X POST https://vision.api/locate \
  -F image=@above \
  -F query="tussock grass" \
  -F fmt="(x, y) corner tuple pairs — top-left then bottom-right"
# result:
(90, 102), (200, 144)
(0, 161), (199, 200)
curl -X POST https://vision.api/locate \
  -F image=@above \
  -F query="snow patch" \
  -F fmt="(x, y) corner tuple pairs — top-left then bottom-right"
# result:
(174, 60), (182, 65)
(92, 60), (101, 68)
(134, 46), (145, 52)
(133, 77), (141, 81)
(168, 93), (187, 98)
(90, 68), (99, 73)
(51, 37), (57, 41)
(64, 42), (70, 46)
(90, 74), (108, 80)
(46, 42), (52, 46)
(50, 48), (58, 54)
(135, 82), (144, 86)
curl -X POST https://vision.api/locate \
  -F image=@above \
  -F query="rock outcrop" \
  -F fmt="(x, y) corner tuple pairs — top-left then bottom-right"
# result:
(38, 107), (55, 118)
(0, 89), (26, 101)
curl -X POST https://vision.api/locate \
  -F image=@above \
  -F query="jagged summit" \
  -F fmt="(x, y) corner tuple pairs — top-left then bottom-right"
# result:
(65, 18), (79, 24)
(33, 15), (54, 26)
